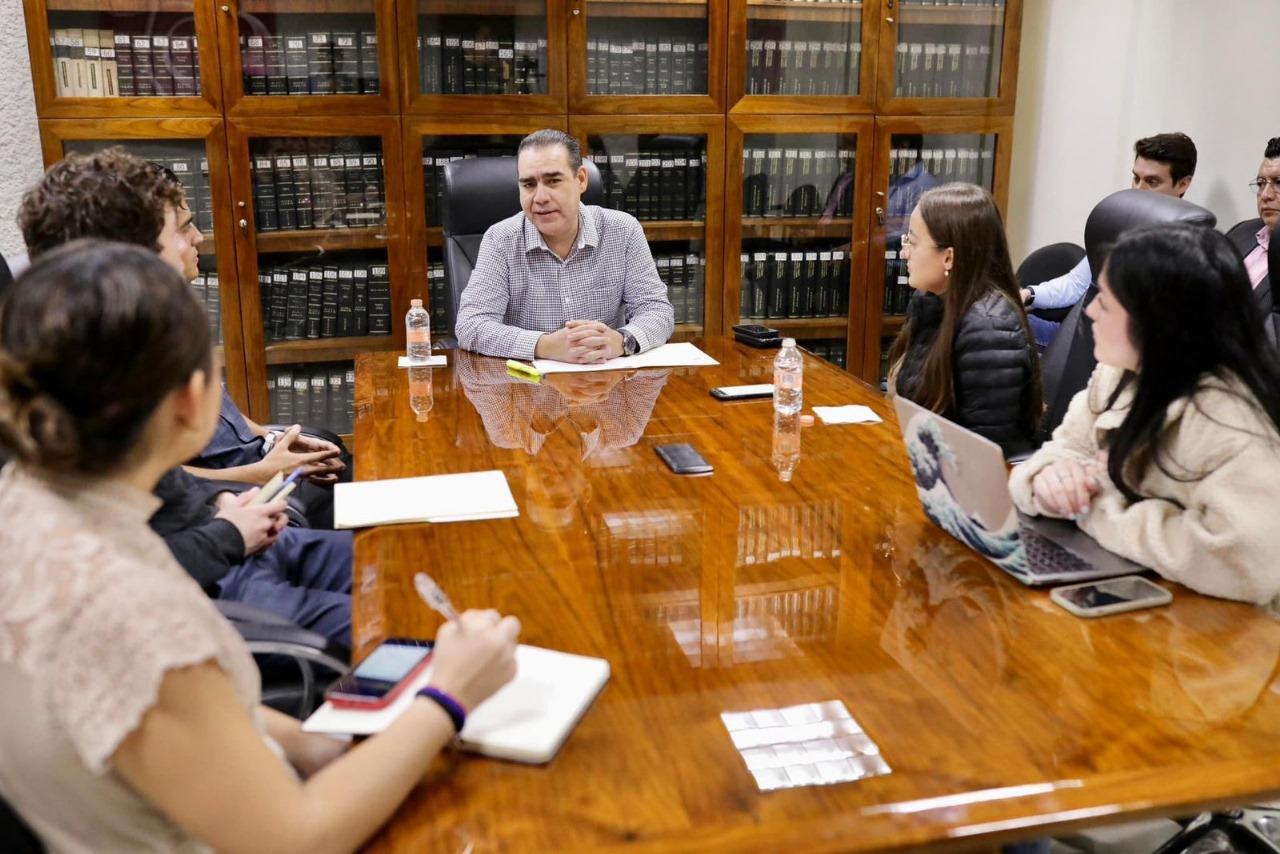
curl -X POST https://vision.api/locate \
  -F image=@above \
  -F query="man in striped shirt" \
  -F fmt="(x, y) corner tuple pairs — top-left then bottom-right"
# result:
(454, 129), (674, 363)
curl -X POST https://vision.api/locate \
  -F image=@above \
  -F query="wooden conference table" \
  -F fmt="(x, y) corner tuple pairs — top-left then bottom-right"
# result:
(352, 338), (1280, 853)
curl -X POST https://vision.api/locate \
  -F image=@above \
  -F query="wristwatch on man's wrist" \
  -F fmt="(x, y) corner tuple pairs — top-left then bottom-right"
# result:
(1023, 287), (1037, 308)
(620, 329), (639, 356)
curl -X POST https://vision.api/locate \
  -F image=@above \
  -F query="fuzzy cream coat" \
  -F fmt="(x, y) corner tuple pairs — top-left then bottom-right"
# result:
(1010, 364), (1280, 614)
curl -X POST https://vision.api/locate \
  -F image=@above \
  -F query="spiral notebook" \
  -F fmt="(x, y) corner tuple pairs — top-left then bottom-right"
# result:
(302, 645), (610, 765)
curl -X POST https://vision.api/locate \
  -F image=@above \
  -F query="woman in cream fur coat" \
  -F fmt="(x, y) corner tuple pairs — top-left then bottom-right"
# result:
(1009, 223), (1280, 613)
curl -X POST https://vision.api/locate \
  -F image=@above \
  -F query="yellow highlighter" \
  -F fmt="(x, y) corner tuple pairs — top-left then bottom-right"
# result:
(506, 359), (542, 383)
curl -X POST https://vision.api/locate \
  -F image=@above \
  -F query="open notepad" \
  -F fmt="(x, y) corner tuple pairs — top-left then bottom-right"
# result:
(533, 341), (718, 375)
(303, 645), (611, 764)
(333, 470), (518, 530)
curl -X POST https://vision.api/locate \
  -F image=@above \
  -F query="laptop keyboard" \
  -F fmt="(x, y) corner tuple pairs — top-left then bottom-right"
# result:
(1020, 526), (1095, 577)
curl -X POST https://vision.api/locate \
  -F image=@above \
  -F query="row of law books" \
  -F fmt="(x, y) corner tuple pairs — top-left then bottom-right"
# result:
(743, 146), (855, 218)
(422, 148), (510, 226)
(258, 261), (393, 341)
(425, 262), (451, 335)
(807, 338), (848, 370)
(654, 250), (706, 326)
(269, 363), (356, 435)
(251, 148), (385, 232)
(882, 256), (912, 316)
(192, 271), (222, 345)
(744, 37), (861, 97)
(890, 144), (995, 187)
(241, 32), (379, 96)
(739, 249), (851, 320)
(585, 24), (709, 96)
(894, 41), (997, 99)
(417, 29), (548, 95)
(589, 150), (708, 221)
(734, 586), (838, 645)
(737, 501), (842, 566)
(147, 155), (215, 235)
(52, 29), (200, 98)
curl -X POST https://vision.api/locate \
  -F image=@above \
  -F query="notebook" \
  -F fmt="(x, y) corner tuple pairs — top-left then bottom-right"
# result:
(303, 645), (611, 764)
(333, 470), (518, 529)
(532, 341), (718, 375)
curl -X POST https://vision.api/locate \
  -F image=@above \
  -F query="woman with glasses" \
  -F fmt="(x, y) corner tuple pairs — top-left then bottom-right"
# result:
(887, 183), (1042, 456)
(1009, 223), (1280, 612)
(0, 240), (521, 852)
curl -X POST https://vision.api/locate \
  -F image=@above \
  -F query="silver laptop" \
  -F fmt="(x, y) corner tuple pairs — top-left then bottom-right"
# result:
(893, 396), (1147, 587)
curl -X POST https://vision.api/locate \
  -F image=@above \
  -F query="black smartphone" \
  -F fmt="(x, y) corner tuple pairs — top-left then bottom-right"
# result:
(710, 383), (774, 401)
(732, 323), (779, 339)
(655, 443), (714, 475)
(324, 637), (435, 709)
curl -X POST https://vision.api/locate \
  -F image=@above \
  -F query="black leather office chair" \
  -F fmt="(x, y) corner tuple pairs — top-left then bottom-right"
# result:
(1037, 190), (1216, 440)
(0, 794), (42, 854)
(440, 156), (604, 337)
(0, 253), (14, 303)
(1016, 241), (1086, 324)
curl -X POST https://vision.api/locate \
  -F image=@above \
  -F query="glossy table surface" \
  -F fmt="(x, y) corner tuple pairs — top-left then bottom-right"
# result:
(354, 339), (1280, 853)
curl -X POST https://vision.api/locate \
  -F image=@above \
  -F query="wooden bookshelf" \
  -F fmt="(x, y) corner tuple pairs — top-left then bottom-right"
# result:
(255, 226), (388, 254)
(746, 0), (862, 23)
(881, 314), (905, 334)
(416, 0), (543, 14)
(241, 0), (374, 12)
(898, 4), (1003, 26)
(768, 317), (848, 331)
(641, 220), (706, 242)
(265, 335), (400, 365)
(588, 0), (707, 20)
(741, 217), (853, 240)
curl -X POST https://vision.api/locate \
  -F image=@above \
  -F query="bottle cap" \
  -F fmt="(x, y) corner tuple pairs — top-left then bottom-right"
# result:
(782, 337), (796, 347)
(410, 299), (424, 308)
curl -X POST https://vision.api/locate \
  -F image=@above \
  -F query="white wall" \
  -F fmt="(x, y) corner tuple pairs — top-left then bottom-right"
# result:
(0, 5), (43, 260)
(1007, 0), (1278, 262)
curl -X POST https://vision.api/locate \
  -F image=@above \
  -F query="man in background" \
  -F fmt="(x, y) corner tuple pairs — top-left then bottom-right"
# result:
(1226, 137), (1279, 331)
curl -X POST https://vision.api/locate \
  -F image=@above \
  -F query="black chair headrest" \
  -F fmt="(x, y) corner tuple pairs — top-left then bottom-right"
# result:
(441, 156), (605, 236)
(0, 253), (12, 303)
(1084, 189), (1217, 276)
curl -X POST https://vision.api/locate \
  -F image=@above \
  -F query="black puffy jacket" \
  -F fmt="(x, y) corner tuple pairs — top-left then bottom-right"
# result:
(894, 288), (1037, 456)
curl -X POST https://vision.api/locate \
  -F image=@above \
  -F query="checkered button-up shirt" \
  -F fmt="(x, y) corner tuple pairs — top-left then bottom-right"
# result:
(454, 205), (675, 360)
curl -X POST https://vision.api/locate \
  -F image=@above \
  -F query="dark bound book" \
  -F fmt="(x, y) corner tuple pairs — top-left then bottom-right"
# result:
(270, 270), (289, 339)
(461, 37), (477, 94)
(197, 157), (213, 234)
(292, 374), (309, 423)
(333, 32), (359, 94)
(168, 158), (197, 214)
(336, 267), (355, 336)
(361, 153), (383, 223)
(252, 157), (278, 231)
(672, 155), (689, 219)
(114, 34), (135, 96)
(343, 154), (367, 227)
(367, 263), (391, 334)
(803, 251), (821, 318)
(273, 369), (293, 423)
(360, 32), (380, 93)
(291, 154), (313, 230)
(768, 252), (788, 319)
(343, 366), (356, 432)
(787, 251), (804, 318)
(285, 270), (308, 339)
(443, 35), (462, 94)
(659, 156), (678, 220)
(816, 251), (833, 317)
(309, 147), (335, 228)
(423, 35), (442, 93)
(352, 266), (369, 335)
(309, 370), (329, 429)
(265, 36), (287, 95)
(151, 35), (174, 96)
(307, 31), (334, 94)
(327, 367), (345, 430)
(284, 34), (309, 95)
(831, 250), (849, 315)
(306, 268), (324, 338)
(273, 155), (296, 231)
(131, 35), (154, 96)
(750, 252), (768, 319)
(244, 36), (267, 94)
(170, 37), (196, 95)
(321, 266), (339, 337)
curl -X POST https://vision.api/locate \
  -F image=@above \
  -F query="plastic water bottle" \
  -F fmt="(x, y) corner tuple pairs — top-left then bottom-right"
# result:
(406, 299), (431, 362)
(772, 411), (801, 482)
(408, 365), (433, 422)
(773, 338), (803, 416)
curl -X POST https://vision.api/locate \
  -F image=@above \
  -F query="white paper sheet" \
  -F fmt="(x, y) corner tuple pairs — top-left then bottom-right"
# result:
(532, 342), (718, 375)
(812, 405), (884, 425)
(333, 470), (518, 529)
(398, 354), (448, 368)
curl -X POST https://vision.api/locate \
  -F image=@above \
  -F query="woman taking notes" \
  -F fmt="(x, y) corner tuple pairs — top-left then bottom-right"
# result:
(0, 240), (520, 852)
(1010, 224), (1280, 611)
(887, 183), (1042, 456)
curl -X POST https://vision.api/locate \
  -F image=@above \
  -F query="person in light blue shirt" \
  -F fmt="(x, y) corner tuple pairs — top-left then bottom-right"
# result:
(1020, 133), (1198, 347)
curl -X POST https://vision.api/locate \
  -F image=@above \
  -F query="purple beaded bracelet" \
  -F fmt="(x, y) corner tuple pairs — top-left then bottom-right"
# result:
(417, 686), (467, 733)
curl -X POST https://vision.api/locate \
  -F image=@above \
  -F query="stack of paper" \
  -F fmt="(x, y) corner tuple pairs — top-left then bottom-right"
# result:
(333, 470), (518, 529)
(398, 354), (448, 368)
(812, 405), (884, 425)
(533, 341), (718, 375)
(303, 645), (611, 764)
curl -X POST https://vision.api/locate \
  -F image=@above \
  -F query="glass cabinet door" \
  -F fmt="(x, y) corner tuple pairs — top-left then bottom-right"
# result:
(732, 0), (870, 112)
(226, 0), (396, 114)
(728, 122), (871, 370)
(410, 0), (562, 113)
(34, 1), (218, 113)
(878, 0), (1015, 112)
(866, 125), (1004, 384)
(576, 118), (723, 335)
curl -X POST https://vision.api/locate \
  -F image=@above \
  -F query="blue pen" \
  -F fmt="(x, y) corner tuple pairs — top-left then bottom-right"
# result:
(252, 467), (305, 505)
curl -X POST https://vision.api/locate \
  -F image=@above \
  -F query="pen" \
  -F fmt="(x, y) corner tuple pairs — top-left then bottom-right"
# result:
(414, 572), (461, 622)
(505, 359), (542, 383)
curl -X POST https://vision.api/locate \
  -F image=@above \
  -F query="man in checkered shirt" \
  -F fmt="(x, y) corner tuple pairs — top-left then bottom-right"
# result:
(454, 129), (674, 363)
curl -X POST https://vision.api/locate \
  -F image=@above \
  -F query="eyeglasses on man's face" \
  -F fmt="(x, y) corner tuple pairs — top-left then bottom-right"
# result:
(1248, 178), (1280, 197)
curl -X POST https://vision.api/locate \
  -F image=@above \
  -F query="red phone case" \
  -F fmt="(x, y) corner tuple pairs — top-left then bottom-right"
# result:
(326, 649), (434, 710)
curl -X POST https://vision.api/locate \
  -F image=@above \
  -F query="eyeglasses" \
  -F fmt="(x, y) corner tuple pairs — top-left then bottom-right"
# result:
(1248, 178), (1280, 196)
(900, 233), (942, 250)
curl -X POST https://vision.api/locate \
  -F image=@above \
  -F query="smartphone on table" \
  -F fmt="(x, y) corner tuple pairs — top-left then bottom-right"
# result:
(1049, 575), (1172, 618)
(655, 443), (713, 475)
(324, 637), (435, 710)
(710, 384), (774, 401)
